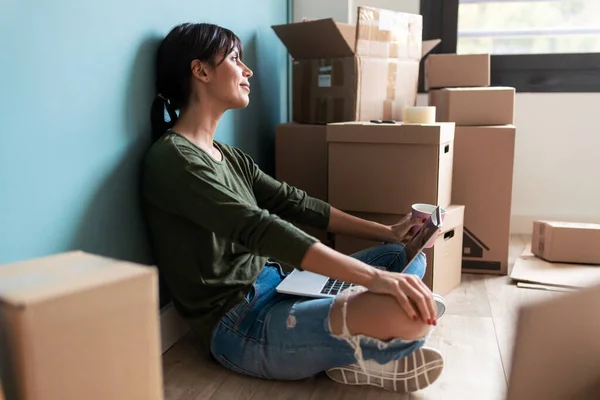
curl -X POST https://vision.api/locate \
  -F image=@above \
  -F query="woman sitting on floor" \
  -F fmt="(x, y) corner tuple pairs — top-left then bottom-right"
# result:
(142, 22), (446, 393)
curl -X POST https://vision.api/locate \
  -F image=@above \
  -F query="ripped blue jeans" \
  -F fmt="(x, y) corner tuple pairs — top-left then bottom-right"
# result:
(209, 243), (429, 380)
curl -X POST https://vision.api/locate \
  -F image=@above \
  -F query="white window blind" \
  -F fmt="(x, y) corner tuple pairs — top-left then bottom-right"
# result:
(457, 0), (600, 55)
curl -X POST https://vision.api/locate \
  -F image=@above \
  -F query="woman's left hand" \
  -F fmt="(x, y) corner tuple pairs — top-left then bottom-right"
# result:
(390, 213), (425, 243)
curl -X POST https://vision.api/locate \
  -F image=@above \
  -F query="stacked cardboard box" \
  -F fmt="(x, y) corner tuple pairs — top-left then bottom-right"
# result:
(271, 7), (466, 294)
(326, 121), (465, 294)
(272, 7), (437, 248)
(427, 54), (517, 275)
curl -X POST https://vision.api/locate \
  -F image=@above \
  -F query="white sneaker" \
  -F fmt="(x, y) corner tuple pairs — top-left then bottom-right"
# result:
(433, 293), (446, 320)
(326, 347), (444, 392)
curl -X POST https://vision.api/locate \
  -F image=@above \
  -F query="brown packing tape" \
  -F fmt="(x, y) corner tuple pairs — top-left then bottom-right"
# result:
(356, 7), (391, 58)
(381, 61), (398, 120)
(387, 62), (398, 101)
(390, 41), (399, 59)
(382, 100), (393, 121)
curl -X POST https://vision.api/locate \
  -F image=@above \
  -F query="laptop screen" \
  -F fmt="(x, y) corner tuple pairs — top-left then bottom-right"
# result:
(402, 206), (443, 271)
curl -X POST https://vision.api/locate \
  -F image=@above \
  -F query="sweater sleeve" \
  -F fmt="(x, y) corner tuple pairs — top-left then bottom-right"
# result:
(172, 159), (319, 269)
(239, 152), (331, 230)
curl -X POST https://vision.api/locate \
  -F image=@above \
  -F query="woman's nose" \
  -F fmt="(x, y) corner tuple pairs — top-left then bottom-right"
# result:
(244, 64), (253, 78)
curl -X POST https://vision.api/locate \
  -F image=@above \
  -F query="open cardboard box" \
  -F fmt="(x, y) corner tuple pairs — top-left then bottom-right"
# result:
(272, 6), (440, 124)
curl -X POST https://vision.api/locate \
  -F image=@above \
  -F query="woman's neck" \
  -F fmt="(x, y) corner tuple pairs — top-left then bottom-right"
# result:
(173, 99), (224, 150)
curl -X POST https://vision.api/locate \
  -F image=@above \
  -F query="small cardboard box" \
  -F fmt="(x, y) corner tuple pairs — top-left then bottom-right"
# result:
(452, 126), (516, 275)
(333, 205), (465, 295)
(327, 121), (455, 214)
(425, 53), (490, 90)
(532, 221), (600, 265)
(272, 7), (439, 124)
(0, 251), (163, 400)
(429, 87), (515, 126)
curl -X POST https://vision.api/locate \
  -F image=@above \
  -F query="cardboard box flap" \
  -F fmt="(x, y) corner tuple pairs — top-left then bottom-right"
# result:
(511, 246), (600, 289)
(355, 6), (423, 60)
(327, 121), (455, 145)
(272, 19), (355, 60)
(422, 39), (441, 57)
(0, 251), (155, 306)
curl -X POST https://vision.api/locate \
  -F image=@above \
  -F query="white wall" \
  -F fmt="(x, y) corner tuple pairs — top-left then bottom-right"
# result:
(293, 0), (350, 22)
(293, 0), (600, 233)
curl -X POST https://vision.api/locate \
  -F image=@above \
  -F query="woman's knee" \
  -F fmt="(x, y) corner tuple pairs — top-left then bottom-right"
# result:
(329, 291), (431, 342)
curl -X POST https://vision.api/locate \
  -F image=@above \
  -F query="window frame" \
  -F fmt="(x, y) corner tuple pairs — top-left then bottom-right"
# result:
(419, 0), (600, 93)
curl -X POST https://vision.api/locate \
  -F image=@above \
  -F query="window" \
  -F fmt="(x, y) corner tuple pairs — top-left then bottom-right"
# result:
(420, 0), (600, 92)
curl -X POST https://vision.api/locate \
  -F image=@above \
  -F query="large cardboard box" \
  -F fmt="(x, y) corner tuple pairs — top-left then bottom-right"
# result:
(333, 205), (465, 294)
(275, 123), (327, 202)
(425, 53), (490, 90)
(532, 221), (600, 265)
(0, 251), (163, 400)
(506, 282), (600, 400)
(327, 121), (455, 214)
(275, 123), (330, 246)
(429, 87), (515, 126)
(272, 7), (439, 124)
(452, 126), (516, 275)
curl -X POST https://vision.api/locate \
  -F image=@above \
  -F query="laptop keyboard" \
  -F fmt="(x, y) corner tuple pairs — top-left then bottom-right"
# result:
(320, 278), (356, 296)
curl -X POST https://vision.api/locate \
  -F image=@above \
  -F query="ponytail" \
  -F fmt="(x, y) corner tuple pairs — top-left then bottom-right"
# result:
(150, 94), (178, 142)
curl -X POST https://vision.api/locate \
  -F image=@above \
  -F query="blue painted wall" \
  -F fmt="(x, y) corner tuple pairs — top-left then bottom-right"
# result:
(0, 0), (290, 266)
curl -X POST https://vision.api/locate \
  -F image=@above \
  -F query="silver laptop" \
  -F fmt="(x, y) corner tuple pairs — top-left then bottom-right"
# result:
(276, 207), (443, 298)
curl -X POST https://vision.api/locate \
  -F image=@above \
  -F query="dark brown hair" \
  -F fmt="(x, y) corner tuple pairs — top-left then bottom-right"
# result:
(150, 23), (242, 141)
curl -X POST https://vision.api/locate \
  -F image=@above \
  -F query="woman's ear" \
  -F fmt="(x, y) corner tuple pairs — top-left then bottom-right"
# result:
(191, 60), (210, 83)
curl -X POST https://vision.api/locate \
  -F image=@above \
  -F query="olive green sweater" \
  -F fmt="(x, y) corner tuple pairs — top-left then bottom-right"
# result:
(142, 132), (330, 349)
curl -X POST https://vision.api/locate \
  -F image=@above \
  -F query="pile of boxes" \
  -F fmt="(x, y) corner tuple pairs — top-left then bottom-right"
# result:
(427, 54), (517, 275)
(273, 6), (517, 294)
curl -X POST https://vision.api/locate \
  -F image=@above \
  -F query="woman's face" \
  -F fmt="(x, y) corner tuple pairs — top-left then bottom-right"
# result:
(204, 49), (253, 110)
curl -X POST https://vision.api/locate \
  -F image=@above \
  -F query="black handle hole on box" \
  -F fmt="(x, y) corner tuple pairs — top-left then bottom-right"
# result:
(444, 145), (450, 154)
(444, 230), (455, 240)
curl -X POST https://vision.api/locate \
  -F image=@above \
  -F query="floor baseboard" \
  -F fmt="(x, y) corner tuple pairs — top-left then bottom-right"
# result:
(160, 303), (189, 354)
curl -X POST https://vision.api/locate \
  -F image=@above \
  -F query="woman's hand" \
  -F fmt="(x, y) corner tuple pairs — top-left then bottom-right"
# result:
(390, 213), (425, 243)
(367, 269), (437, 325)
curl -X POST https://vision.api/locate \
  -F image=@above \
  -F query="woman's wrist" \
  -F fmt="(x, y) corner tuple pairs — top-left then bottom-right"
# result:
(300, 242), (382, 287)
(380, 224), (399, 243)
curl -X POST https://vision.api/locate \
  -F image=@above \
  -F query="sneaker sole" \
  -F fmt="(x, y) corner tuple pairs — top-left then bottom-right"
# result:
(326, 347), (444, 392)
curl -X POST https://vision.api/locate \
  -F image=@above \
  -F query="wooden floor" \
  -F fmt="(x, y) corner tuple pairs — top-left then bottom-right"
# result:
(162, 235), (559, 400)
